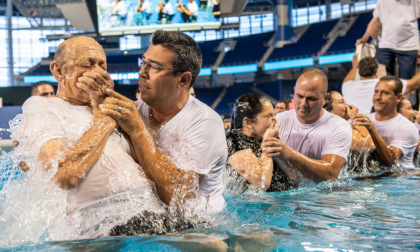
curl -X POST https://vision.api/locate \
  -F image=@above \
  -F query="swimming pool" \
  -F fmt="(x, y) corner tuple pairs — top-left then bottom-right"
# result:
(1, 147), (419, 252)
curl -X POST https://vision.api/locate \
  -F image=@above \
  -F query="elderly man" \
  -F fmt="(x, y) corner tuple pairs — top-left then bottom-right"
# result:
(342, 55), (420, 114)
(31, 81), (55, 97)
(101, 31), (227, 217)
(262, 68), (352, 183)
(352, 76), (419, 170)
(14, 36), (169, 238)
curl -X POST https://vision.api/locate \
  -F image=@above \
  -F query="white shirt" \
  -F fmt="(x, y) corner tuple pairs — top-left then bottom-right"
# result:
(276, 109), (352, 161)
(415, 121), (420, 131)
(187, 1), (199, 16)
(373, 0), (420, 51)
(163, 2), (175, 15)
(141, 0), (152, 14)
(113, 1), (128, 17)
(14, 96), (163, 237)
(369, 113), (419, 169)
(137, 95), (227, 213)
(342, 78), (408, 115)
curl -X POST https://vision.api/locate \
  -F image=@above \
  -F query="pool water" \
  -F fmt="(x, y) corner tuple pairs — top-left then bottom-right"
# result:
(1, 149), (419, 252)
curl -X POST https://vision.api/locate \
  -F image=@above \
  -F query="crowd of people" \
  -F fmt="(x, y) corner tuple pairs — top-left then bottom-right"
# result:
(11, 0), (420, 239)
(108, 0), (220, 27)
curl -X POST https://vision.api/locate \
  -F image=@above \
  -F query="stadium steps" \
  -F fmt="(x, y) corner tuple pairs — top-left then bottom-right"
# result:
(318, 15), (358, 56)
(211, 87), (228, 110)
(326, 11), (373, 55)
(258, 32), (277, 67)
(212, 39), (236, 70)
(251, 85), (277, 105)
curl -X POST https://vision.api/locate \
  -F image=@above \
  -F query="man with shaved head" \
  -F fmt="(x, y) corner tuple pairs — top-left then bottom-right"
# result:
(14, 36), (167, 238)
(262, 68), (352, 183)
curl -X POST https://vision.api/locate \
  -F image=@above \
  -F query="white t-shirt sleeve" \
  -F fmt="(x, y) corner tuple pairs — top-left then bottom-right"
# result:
(372, 1), (380, 18)
(401, 79), (408, 93)
(388, 123), (419, 158)
(187, 117), (227, 176)
(16, 97), (66, 158)
(415, 121), (420, 131)
(321, 120), (352, 160)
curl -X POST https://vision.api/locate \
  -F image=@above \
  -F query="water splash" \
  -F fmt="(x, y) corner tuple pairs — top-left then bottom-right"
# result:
(0, 111), (210, 248)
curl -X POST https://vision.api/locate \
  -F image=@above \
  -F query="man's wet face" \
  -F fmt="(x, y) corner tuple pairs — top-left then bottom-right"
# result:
(59, 38), (110, 105)
(294, 75), (326, 124)
(373, 80), (400, 114)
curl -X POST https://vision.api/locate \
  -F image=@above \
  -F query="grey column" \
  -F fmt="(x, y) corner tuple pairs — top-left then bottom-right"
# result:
(7, 0), (14, 86)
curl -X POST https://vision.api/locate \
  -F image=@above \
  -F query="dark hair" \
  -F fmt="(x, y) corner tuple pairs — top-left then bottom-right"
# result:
(379, 75), (403, 95)
(31, 81), (54, 95)
(323, 91), (339, 112)
(397, 98), (409, 113)
(231, 93), (271, 130)
(276, 100), (288, 109)
(359, 57), (378, 78)
(151, 30), (202, 87)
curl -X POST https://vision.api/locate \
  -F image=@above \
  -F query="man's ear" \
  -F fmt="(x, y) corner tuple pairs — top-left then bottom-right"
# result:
(396, 93), (403, 103)
(50, 60), (65, 84)
(324, 92), (330, 100)
(324, 92), (330, 105)
(178, 71), (192, 89)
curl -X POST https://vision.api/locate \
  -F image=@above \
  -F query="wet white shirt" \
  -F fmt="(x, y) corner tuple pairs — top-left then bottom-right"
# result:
(14, 96), (163, 236)
(369, 113), (419, 169)
(276, 109), (352, 160)
(137, 95), (227, 213)
(373, 0), (420, 51)
(342, 79), (407, 115)
(187, 1), (199, 16)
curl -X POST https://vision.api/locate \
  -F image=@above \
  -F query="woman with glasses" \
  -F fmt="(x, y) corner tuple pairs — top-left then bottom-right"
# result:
(225, 93), (297, 194)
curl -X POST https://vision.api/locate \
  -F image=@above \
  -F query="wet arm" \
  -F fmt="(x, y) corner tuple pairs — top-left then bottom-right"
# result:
(286, 152), (344, 182)
(101, 91), (202, 206)
(262, 138), (343, 182)
(351, 126), (376, 152)
(228, 149), (273, 190)
(368, 126), (402, 166)
(352, 114), (403, 166)
(38, 110), (116, 190)
(128, 126), (200, 206)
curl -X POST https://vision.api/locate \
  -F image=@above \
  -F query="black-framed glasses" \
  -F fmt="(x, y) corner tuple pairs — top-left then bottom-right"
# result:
(138, 57), (182, 73)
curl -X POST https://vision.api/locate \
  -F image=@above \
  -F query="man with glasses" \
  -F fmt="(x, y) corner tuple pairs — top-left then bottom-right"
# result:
(101, 31), (227, 232)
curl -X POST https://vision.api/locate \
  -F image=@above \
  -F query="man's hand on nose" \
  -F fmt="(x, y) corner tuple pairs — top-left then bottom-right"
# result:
(76, 71), (114, 107)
